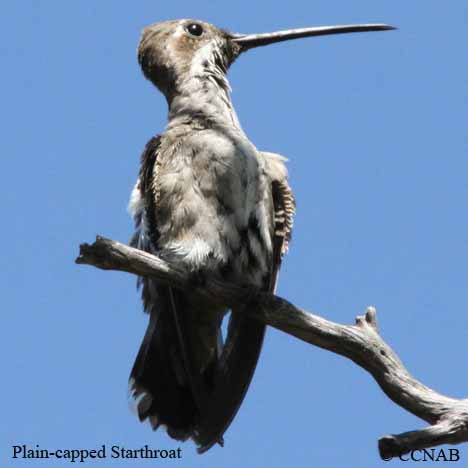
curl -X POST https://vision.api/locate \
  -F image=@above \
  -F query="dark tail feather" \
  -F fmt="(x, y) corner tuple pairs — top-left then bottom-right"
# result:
(129, 286), (196, 440)
(194, 310), (266, 452)
(166, 288), (215, 414)
(130, 285), (219, 441)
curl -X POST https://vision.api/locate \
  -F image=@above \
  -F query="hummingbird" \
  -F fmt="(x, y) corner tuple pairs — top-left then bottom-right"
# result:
(128, 19), (394, 452)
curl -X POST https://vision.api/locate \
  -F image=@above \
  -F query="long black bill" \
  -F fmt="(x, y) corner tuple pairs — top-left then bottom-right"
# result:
(231, 24), (396, 51)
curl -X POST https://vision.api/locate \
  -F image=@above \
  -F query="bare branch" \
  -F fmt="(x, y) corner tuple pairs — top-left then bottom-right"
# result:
(76, 236), (468, 459)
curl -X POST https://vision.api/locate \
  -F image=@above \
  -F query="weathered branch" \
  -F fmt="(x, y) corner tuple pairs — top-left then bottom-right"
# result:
(76, 236), (468, 460)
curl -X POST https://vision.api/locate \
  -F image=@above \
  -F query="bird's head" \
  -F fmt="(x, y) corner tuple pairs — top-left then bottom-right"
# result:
(138, 20), (238, 102)
(138, 19), (395, 102)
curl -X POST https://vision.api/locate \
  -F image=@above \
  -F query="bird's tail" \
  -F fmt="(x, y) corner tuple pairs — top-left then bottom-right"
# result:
(129, 284), (220, 440)
(193, 310), (266, 452)
(129, 282), (266, 451)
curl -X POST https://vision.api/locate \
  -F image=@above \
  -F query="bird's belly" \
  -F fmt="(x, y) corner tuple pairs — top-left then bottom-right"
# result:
(155, 130), (273, 287)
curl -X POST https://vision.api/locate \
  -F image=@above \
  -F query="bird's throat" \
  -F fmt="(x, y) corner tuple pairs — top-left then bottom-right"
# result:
(167, 69), (241, 131)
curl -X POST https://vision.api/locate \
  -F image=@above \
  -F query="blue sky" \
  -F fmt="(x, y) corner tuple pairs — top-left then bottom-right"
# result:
(2, 1), (468, 466)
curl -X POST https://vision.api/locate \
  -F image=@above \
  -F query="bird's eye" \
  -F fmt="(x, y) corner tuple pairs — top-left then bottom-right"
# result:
(186, 23), (204, 37)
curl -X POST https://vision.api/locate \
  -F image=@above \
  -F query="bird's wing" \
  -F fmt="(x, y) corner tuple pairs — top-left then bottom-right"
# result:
(262, 151), (296, 291)
(129, 136), (211, 440)
(194, 150), (295, 452)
